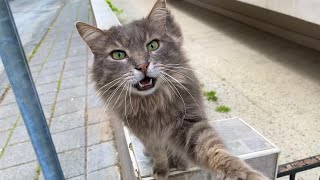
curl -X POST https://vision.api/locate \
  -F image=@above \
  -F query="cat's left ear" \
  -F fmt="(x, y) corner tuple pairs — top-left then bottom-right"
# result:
(75, 22), (106, 53)
(148, 0), (167, 30)
(148, 0), (182, 41)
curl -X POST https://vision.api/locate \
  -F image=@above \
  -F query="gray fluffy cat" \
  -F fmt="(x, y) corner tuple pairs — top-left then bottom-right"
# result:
(76, 0), (269, 179)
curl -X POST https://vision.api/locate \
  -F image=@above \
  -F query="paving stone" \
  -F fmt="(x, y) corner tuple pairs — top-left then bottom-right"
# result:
(50, 111), (84, 133)
(48, 49), (68, 61)
(0, 88), (6, 98)
(0, 103), (20, 119)
(57, 86), (86, 102)
(53, 97), (85, 117)
(63, 67), (87, 79)
(87, 165), (121, 180)
(87, 121), (114, 146)
(42, 60), (64, 69)
(60, 76), (86, 90)
(0, 141), (36, 169)
(59, 148), (85, 178)
(36, 82), (58, 95)
(66, 55), (87, 63)
(68, 44), (87, 57)
(42, 104), (54, 119)
(39, 64), (63, 76)
(0, 76), (9, 89)
(64, 60), (87, 72)
(52, 127), (85, 153)
(87, 141), (118, 172)
(0, 115), (16, 132)
(87, 83), (104, 109)
(0, 130), (10, 148)
(30, 64), (42, 74)
(39, 147), (86, 180)
(87, 92), (103, 109)
(0, 91), (16, 105)
(9, 125), (30, 145)
(68, 175), (85, 180)
(87, 107), (112, 125)
(38, 92), (56, 106)
(0, 161), (37, 180)
(37, 72), (61, 85)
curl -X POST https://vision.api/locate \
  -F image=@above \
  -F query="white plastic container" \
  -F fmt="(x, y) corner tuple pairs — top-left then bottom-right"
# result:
(124, 117), (280, 180)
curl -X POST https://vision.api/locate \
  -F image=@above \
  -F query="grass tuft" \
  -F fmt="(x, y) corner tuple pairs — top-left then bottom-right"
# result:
(204, 90), (218, 101)
(34, 165), (41, 180)
(105, 0), (123, 15)
(215, 105), (231, 113)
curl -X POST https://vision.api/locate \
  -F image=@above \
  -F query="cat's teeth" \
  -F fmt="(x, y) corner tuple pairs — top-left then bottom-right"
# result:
(138, 82), (143, 87)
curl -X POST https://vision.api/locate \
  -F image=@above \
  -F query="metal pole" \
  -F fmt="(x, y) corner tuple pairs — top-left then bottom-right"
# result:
(0, 0), (64, 179)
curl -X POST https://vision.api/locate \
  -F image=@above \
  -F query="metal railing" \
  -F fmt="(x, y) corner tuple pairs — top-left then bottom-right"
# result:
(277, 155), (320, 180)
(0, 0), (64, 179)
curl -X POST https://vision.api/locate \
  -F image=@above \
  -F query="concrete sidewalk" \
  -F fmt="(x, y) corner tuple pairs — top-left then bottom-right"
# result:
(0, 0), (121, 179)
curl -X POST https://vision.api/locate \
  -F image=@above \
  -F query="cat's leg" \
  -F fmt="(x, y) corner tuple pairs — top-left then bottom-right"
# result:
(144, 143), (169, 180)
(168, 152), (189, 171)
(171, 121), (269, 180)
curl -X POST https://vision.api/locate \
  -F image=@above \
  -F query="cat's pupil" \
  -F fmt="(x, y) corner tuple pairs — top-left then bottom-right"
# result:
(151, 44), (154, 48)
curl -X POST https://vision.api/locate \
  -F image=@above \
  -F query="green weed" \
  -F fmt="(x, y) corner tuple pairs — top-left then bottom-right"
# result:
(215, 105), (231, 113)
(204, 90), (218, 101)
(105, 0), (123, 15)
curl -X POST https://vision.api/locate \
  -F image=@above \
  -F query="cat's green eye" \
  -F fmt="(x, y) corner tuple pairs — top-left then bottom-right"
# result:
(111, 50), (126, 60)
(147, 40), (159, 51)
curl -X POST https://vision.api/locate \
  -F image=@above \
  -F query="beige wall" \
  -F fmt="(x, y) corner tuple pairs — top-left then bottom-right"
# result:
(186, 0), (320, 51)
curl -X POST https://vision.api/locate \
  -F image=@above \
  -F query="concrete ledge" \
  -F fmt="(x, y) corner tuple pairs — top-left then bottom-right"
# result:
(185, 0), (320, 51)
(89, 1), (135, 180)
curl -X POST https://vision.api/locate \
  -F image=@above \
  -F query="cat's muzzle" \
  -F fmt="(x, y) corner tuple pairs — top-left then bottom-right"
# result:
(135, 76), (156, 91)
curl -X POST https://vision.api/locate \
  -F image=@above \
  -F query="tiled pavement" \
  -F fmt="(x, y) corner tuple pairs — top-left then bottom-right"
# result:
(0, 0), (121, 179)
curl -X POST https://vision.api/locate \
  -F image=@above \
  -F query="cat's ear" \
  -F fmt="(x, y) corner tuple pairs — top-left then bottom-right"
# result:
(75, 22), (105, 52)
(148, 0), (167, 31)
(148, 0), (183, 42)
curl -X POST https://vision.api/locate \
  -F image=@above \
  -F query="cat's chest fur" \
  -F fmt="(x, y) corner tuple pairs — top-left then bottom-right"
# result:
(115, 88), (182, 136)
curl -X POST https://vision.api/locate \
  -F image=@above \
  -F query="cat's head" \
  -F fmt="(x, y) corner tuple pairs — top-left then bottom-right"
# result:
(76, 0), (187, 96)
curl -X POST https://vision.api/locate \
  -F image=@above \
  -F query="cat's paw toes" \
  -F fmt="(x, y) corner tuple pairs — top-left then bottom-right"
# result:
(219, 169), (269, 180)
(247, 170), (270, 180)
(143, 148), (150, 157)
(153, 166), (168, 180)
(175, 160), (188, 171)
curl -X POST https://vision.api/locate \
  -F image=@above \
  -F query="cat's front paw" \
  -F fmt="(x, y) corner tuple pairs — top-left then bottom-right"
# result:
(153, 165), (169, 180)
(217, 169), (269, 180)
(246, 170), (270, 180)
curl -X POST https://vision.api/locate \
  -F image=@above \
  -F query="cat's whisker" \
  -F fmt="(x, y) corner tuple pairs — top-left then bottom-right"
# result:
(124, 84), (133, 133)
(97, 80), (126, 134)
(88, 76), (124, 99)
(95, 78), (123, 105)
(160, 64), (208, 78)
(161, 68), (202, 89)
(128, 86), (136, 115)
(159, 74), (187, 120)
(111, 82), (127, 110)
(161, 71), (204, 122)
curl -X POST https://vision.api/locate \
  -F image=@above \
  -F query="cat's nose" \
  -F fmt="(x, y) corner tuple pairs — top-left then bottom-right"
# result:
(135, 62), (149, 74)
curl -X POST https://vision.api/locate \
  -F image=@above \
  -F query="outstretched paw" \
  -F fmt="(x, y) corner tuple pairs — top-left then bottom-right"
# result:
(217, 169), (269, 180)
(153, 166), (169, 180)
(246, 170), (270, 180)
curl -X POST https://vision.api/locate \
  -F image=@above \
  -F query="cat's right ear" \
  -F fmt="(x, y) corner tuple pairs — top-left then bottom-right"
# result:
(75, 22), (105, 53)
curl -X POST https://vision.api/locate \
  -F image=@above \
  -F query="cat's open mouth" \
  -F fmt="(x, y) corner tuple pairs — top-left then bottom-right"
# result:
(135, 77), (156, 91)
